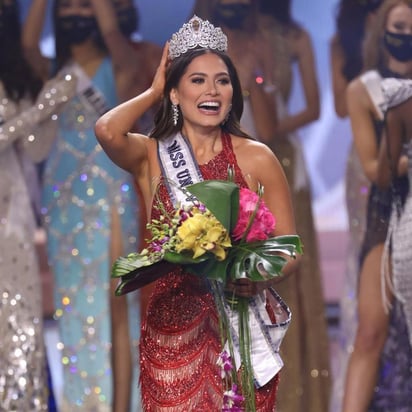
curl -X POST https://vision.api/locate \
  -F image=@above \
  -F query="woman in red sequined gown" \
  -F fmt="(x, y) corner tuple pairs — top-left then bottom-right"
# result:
(96, 16), (299, 411)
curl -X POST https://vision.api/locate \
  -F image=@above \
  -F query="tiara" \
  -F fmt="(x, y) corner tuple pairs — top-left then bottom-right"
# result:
(168, 15), (228, 60)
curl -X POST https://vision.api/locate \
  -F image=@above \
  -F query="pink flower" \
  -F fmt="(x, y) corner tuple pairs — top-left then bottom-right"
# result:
(232, 188), (275, 242)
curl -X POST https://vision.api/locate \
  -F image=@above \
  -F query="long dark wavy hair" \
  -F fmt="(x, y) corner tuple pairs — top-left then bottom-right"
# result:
(52, 0), (107, 74)
(150, 48), (252, 141)
(0, 1), (42, 102)
(335, 0), (383, 81)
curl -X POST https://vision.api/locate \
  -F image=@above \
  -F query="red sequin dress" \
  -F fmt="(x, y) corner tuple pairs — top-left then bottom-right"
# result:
(140, 132), (279, 411)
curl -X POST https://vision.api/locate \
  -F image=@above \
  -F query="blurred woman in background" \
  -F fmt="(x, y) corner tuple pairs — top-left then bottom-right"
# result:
(256, 1), (331, 411)
(343, 1), (412, 410)
(329, 0), (382, 409)
(0, 0), (76, 410)
(23, 0), (143, 410)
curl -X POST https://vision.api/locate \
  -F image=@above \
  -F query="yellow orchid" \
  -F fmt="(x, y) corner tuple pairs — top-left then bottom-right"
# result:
(175, 208), (231, 260)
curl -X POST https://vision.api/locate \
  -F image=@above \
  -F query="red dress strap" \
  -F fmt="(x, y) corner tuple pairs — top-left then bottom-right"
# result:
(198, 131), (248, 188)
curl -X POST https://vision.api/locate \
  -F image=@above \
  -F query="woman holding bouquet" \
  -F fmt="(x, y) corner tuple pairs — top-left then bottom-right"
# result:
(96, 15), (300, 411)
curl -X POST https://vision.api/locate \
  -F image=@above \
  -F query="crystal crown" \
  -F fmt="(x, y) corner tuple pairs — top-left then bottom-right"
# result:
(168, 15), (228, 60)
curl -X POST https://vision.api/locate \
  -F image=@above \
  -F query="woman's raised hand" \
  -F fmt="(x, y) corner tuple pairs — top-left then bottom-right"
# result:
(150, 42), (170, 100)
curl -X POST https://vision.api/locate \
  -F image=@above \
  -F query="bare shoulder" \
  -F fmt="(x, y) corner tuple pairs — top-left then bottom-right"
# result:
(346, 76), (369, 106)
(231, 136), (283, 184)
(232, 135), (272, 155)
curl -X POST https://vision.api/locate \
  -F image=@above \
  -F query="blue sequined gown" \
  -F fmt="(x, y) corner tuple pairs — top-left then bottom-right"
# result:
(42, 58), (141, 411)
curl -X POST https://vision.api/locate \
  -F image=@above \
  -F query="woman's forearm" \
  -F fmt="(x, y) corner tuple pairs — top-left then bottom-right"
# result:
(22, 0), (49, 80)
(90, 0), (140, 79)
(22, 0), (47, 49)
(0, 74), (76, 159)
(249, 81), (277, 143)
(276, 107), (320, 137)
(96, 87), (160, 141)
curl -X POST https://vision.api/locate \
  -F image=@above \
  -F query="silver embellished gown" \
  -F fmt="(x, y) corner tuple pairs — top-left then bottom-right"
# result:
(330, 122), (370, 412)
(351, 72), (412, 411)
(362, 72), (412, 412)
(0, 77), (68, 410)
(383, 76), (412, 364)
(41, 58), (141, 411)
(392, 142), (412, 343)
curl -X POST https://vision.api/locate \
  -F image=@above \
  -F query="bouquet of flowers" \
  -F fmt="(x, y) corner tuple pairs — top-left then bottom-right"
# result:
(112, 176), (302, 410)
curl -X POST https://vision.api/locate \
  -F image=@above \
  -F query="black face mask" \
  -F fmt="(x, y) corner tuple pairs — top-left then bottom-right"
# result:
(214, 3), (252, 30)
(117, 7), (138, 37)
(384, 31), (412, 62)
(58, 15), (98, 45)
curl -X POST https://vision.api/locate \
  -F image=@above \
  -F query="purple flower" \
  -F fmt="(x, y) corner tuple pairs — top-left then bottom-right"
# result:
(179, 209), (190, 221)
(222, 384), (245, 411)
(150, 241), (163, 252)
(150, 235), (170, 252)
(217, 350), (234, 378)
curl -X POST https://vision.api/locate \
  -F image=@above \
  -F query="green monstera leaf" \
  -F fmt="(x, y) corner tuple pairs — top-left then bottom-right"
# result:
(228, 235), (303, 281)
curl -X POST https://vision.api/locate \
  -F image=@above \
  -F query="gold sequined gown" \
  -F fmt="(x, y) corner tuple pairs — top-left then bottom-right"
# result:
(252, 21), (331, 412)
(0, 83), (51, 411)
(41, 59), (141, 411)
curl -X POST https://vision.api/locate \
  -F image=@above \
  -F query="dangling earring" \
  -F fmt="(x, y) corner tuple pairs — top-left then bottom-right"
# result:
(222, 105), (232, 125)
(172, 103), (179, 126)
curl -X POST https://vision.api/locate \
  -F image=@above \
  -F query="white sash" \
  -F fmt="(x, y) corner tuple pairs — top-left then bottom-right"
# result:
(157, 132), (290, 387)
(225, 288), (291, 387)
(61, 62), (109, 116)
(157, 132), (203, 206)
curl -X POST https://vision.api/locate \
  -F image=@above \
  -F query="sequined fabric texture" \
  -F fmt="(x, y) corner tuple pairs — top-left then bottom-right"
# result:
(330, 143), (369, 411)
(140, 132), (279, 411)
(254, 20), (331, 412)
(0, 85), (48, 410)
(333, 71), (412, 411)
(41, 58), (140, 411)
(393, 140), (412, 347)
(361, 71), (412, 411)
